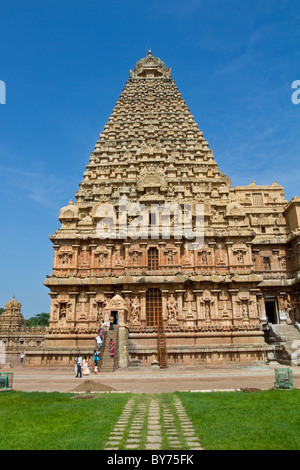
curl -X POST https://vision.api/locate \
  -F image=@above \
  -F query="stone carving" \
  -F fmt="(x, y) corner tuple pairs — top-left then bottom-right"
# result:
(97, 300), (106, 322)
(242, 303), (248, 318)
(130, 297), (141, 323)
(205, 302), (211, 320)
(167, 296), (178, 321)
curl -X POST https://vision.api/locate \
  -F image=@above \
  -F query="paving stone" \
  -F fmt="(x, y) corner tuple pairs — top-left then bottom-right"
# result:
(146, 435), (161, 443)
(145, 444), (161, 450)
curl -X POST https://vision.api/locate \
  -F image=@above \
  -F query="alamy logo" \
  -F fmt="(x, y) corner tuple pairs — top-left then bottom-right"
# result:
(0, 80), (6, 104)
(95, 196), (204, 250)
(291, 80), (300, 105)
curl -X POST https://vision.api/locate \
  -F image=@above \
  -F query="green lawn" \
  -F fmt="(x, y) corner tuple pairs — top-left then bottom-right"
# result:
(178, 389), (300, 450)
(0, 391), (130, 450)
(0, 390), (299, 450)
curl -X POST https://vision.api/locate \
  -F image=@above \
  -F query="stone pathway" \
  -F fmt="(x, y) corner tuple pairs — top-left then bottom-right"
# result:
(104, 395), (203, 450)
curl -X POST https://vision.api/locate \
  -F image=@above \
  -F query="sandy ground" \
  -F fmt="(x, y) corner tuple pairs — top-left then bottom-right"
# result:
(1, 361), (299, 393)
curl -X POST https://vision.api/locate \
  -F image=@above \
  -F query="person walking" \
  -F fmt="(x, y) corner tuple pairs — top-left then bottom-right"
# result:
(109, 339), (115, 357)
(96, 335), (102, 350)
(20, 352), (24, 364)
(94, 350), (100, 374)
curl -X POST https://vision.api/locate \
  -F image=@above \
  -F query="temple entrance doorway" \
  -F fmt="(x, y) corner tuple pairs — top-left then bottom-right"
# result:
(265, 301), (278, 324)
(111, 311), (119, 325)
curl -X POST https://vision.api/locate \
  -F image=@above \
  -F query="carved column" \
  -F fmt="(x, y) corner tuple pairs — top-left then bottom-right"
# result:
(139, 290), (147, 324)
(90, 244), (97, 270)
(106, 244), (114, 269)
(175, 290), (185, 322)
(208, 241), (216, 270)
(72, 244), (80, 274)
(226, 241), (233, 269)
(228, 289), (239, 324)
(53, 245), (60, 269)
(193, 290), (203, 321)
(162, 290), (169, 322)
(123, 243), (131, 268)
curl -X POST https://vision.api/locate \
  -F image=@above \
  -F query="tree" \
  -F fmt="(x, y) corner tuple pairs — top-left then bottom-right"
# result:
(0, 308), (4, 315)
(25, 313), (50, 327)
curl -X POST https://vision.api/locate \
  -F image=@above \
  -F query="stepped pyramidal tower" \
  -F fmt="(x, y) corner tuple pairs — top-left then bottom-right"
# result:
(27, 51), (300, 367)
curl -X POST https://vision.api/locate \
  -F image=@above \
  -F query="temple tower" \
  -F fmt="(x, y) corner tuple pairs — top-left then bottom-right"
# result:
(27, 51), (300, 367)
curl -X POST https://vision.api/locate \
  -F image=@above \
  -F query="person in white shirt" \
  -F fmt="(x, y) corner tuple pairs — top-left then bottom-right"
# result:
(96, 335), (102, 350)
(76, 354), (83, 378)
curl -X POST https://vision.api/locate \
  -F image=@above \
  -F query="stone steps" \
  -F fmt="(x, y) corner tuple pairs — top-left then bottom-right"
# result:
(100, 328), (118, 372)
(273, 325), (300, 343)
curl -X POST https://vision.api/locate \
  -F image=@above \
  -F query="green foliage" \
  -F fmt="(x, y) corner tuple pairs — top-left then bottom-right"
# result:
(0, 308), (4, 315)
(25, 313), (50, 327)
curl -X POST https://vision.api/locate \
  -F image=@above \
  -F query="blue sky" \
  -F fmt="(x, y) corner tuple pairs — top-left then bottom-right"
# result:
(0, 0), (299, 318)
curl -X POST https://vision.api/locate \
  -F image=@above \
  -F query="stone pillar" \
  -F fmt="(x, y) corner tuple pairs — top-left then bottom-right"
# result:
(139, 290), (147, 324)
(277, 292), (289, 323)
(87, 292), (97, 323)
(228, 289), (239, 324)
(53, 245), (60, 269)
(208, 241), (216, 270)
(106, 244), (114, 268)
(72, 244), (80, 274)
(90, 244), (97, 269)
(118, 326), (129, 368)
(175, 290), (185, 321)
(193, 290), (203, 321)
(226, 241), (233, 268)
(68, 292), (78, 325)
(161, 290), (169, 322)
(123, 242), (131, 268)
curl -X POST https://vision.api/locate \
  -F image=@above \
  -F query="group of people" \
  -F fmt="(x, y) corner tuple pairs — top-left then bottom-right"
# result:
(74, 354), (90, 378)
(74, 325), (116, 377)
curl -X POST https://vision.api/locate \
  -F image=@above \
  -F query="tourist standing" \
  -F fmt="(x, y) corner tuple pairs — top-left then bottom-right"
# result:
(20, 352), (24, 363)
(82, 356), (90, 376)
(76, 354), (83, 378)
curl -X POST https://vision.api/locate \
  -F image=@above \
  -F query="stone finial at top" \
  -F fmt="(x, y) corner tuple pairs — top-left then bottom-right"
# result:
(129, 50), (171, 79)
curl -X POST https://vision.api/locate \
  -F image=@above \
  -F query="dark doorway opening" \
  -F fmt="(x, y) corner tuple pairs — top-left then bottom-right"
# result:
(111, 311), (118, 325)
(265, 301), (277, 324)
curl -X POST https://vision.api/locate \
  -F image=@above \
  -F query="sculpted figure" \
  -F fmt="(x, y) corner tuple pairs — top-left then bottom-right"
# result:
(130, 297), (141, 323)
(205, 302), (211, 319)
(242, 304), (248, 317)
(167, 296), (178, 321)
